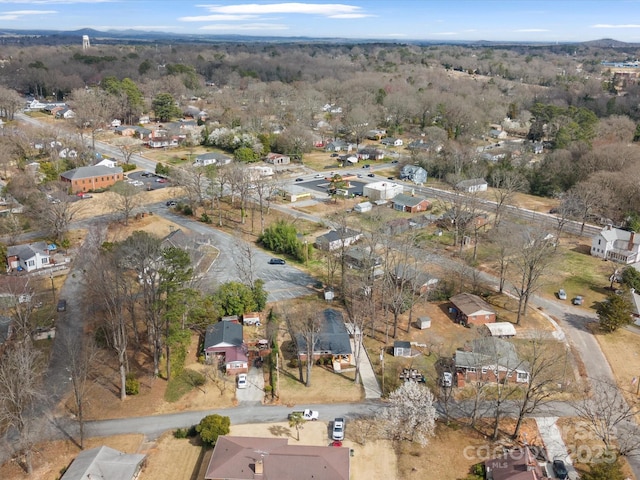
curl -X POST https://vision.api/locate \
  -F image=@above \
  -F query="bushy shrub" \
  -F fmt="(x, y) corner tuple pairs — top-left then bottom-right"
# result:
(184, 369), (206, 387)
(174, 427), (189, 439)
(125, 373), (140, 395)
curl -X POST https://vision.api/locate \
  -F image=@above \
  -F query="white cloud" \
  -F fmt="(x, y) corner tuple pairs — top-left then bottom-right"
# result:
(4, 9), (56, 14)
(592, 23), (640, 28)
(199, 2), (364, 16)
(0, 0), (112, 3)
(515, 28), (549, 32)
(431, 32), (458, 36)
(328, 13), (374, 19)
(199, 23), (288, 31)
(179, 14), (258, 22)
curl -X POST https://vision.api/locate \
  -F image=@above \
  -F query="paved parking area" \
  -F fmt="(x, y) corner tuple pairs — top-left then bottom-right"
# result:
(235, 366), (264, 404)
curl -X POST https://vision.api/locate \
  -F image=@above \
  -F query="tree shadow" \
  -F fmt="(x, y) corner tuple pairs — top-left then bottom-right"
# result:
(268, 425), (291, 438)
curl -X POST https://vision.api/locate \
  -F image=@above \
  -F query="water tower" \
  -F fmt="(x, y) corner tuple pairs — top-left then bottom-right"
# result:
(82, 35), (90, 50)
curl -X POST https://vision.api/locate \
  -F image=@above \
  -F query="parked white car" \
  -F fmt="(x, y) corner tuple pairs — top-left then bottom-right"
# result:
(237, 373), (248, 389)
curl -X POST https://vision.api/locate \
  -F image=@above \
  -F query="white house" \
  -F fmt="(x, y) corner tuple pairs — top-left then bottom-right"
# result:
(95, 158), (118, 168)
(6, 242), (52, 272)
(194, 152), (232, 167)
(247, 165), (274, 178)
(363, 181), (404, 201)
(354, 201), (373, 213)
(455, 178), (488, 193)
(591, 225), (640, 264)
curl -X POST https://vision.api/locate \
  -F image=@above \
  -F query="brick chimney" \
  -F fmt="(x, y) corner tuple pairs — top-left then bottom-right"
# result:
(629, 231), (636, 251)
(254, 458), (264, 477)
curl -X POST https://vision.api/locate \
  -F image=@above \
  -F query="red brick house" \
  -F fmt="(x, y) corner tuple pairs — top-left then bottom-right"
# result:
(60, 165), (124, 193)
(392, 193), (430, 213)
(455, 337), (530, 386)
(450, 292), (496, 326)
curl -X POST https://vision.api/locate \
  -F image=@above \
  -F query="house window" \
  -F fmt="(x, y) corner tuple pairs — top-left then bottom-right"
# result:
(467, 367), (476, 373)
(507, 370), (514, 377)
(517, 372), (528, 381)
(598, 239), (601, 245)
(41, 257), (49, 265)
(485, 315), (490, 320)
(481, 367), (487, 374)
(27, 260), (35, 267)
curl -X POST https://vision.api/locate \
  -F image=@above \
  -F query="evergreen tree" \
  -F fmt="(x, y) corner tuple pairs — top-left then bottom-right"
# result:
(597, 293), (633, 333)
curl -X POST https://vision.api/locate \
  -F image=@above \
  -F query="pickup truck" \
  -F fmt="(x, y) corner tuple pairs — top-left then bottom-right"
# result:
(288, 409), (319, 421)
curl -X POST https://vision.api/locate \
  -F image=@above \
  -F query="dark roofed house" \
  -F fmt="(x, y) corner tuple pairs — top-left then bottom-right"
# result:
(392, 193), (430, 213)
(484, 445), (545, 480)
(205, 436), (350, 480)
(60, 165), (124, 193)
(400, 165), (428, 184)
(296, 309), (352, 371)
(60, 445), (146, 480)
(450, 292), (496, 326)
(203, 321), (248, 375)
(315, 228), (362, 252)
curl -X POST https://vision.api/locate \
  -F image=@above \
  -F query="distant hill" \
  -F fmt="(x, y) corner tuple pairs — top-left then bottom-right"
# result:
(0, 28), (639, 48)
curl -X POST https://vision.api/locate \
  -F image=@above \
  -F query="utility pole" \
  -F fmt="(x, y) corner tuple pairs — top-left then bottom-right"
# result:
(50, 271), (56, 302)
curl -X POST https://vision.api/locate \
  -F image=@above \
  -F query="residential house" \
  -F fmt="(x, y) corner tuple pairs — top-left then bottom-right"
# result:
(345, 246), (383, 278)
(265, 152), (291, 165)
(400, 165), (428, 184)
(489, 128), (508, 139)
(450, 292), (496, 326)
(60, 445), (146, 480)
(247, 165), (274, 178)
(315, 228), (362, 252)
(392, 264), (439, 294)
(455, 337), (530, 385)
(363, 181), (403, 201)
(295, 309), (352, 370)
(203, 321), (248, 375)
(357, 147), (385, 161)
(60, 165), (124, 193)
(95, 158), (118, 168)
(110, 119), (122, 128)
(366, 129), (387, 140)
(455, 178), (488, 193)
(484, 446), (546, 480)
(407, 139), (442, 153)
(381, 137), (403, 147)
(114, 125), (138, 136)
(392, 194), (430, 213)
(204, 436), (350, 480)
(55, 107), (75, 119)
(7, 242), (52, 272)
(591, 225), (640, 264)
(194, 152), (232, 167)
(393, 340), (412, 357)
(147, 136), (179, 148)
(325, 140), (351, 152)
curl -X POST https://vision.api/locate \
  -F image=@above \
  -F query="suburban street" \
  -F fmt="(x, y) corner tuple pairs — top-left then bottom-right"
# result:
(8, 113), (639, 479)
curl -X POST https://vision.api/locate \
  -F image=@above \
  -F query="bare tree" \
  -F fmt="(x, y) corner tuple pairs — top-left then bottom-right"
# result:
(86, 246), (130, 400)
(112, 137), (142, 165)
(343, 270), (374, 385)
(488, 225), (516, 294)
(573, 378), (640, 456)
(111, 181), (142, 226)
(286, 307), (321, 387)
(68, 88), (118, 148)
(490, 169), (528, 228)
(0, 340), (44, 475)
(566, 181), (602, 234)
(61, 333), (99, 449)
(233, 239), (258, 289)
(511, 228), (555, 324)
(173, 164), (210, 212)
(32, 182), (84, 242)
(512, 336), (564, 440)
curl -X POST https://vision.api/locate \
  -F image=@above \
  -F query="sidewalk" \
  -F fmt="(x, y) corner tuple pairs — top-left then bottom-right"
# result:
(351, 339), (382, 399)
(536, 417), (579, 479)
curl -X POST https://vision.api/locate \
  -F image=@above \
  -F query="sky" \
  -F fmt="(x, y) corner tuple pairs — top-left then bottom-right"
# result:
(0, 0), (640, 43)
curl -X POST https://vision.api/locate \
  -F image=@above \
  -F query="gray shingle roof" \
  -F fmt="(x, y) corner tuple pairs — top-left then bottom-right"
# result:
(60, 165), (123, 180)
(204, 321), (243, 348)
(60, 445), (145, 480)
(296, 309), (352, 355)
(7, 241), (49, 260)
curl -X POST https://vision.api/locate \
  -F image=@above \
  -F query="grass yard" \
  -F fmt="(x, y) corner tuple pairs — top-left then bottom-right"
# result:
(595, 327), (640, 401)
(143, 432), (206, 480)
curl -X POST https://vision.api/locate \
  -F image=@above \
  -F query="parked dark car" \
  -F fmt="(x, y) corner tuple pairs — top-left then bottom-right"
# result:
(367, 173), (375, 177)
(552, 459), (568, 479)
(268, 258), (286, 265)
(166, 200), (177, 207)
(295, 178), (304, 182)
(57, 299), (67, 312)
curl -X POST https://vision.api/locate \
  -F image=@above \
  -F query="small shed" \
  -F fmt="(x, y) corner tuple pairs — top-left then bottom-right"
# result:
(483, 322), (516, 338)
(221, 315), (240, 323)
(416, 317), (431, 330)
(354, 201), (373, 213)
(393, 340), (412, 357)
